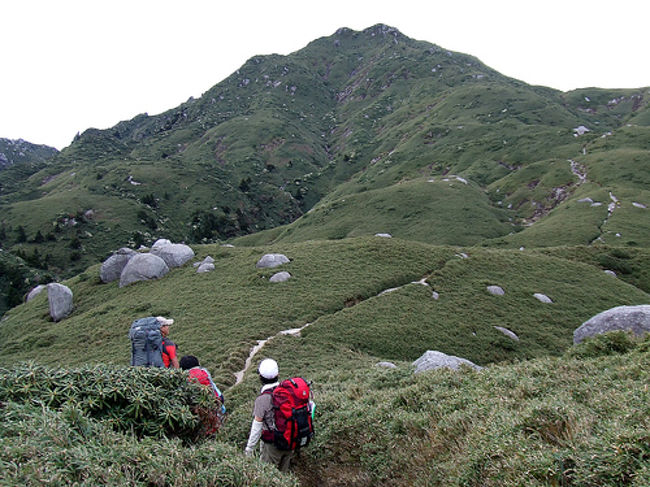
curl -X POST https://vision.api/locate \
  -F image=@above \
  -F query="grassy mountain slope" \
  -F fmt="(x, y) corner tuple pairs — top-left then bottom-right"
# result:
(1, 239), (647, 375)
(226, 332), (649, 487)
(236, 178), (512, 246)
(1, 23), (648, 487)
(1, 25), (647, 286)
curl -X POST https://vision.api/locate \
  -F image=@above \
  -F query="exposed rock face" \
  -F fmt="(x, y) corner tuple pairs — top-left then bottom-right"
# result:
(256, 253), (290, 268)
(26, 285), (46, 302)
(119, 254), (170, 287)
(150, 243), (195, 268)
(269, 271), (291, 283)
(487, 285), (505, 296)
(47, 283), (73, 321)
(573, 305), (650, 344)
(494, 326), (519, 341)
(413, 350), (482, 373)
(100, 248), (137, 283)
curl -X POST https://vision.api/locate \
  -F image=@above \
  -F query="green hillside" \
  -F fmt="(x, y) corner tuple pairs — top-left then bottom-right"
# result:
(1, 25), (647, 285)
(236, 178), (512, 246)
(0, 239), (648, 485)
(0, 23), (649, 486)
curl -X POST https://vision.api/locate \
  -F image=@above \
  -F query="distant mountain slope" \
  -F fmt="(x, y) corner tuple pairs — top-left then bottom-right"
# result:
(0, 24), (648, 306)
(0, 137), (58, 170)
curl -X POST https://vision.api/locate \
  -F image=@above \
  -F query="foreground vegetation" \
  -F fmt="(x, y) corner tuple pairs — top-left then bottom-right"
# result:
(1, 332), (648, 486)
(0, 237), (648, 485)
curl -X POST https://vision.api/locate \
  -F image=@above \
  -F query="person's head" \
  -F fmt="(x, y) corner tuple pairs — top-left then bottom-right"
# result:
(156, 316), (174, 336)
(258, 358), (278, 384)
(179, 355), (200, 370)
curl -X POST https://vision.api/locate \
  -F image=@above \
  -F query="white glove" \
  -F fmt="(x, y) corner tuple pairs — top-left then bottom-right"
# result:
(245, 419), (263, 456)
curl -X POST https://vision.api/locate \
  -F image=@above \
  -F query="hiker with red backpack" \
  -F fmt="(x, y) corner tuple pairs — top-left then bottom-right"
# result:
(180, 355), (227, 435)
(244, 358), (314, 472)
(179, 355), (226, 413)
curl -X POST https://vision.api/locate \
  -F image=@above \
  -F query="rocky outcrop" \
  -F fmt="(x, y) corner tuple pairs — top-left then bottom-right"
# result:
(413, 350), (482, 373)
(119, 254), (170, 287)
(256, 253), (290, 268)
(150, 243), (195, 268)
(100, 248), (137, 283)
(47, 283), (73, 321)
(573, 305), (650, 344)
(152, 238), (172, 249)
(194, 256), (216, 273)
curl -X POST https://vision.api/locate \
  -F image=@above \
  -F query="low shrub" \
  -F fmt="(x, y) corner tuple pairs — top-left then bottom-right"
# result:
(0, 401), (297, 487)
(567, 331), (639, 359)
(0, 362), (220, 443)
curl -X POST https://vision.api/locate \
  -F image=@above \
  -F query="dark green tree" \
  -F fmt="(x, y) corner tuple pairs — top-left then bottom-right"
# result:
(15, 226), (27, 243)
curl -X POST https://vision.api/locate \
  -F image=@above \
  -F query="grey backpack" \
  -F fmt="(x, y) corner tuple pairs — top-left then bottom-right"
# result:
(129, 317), (165, 367)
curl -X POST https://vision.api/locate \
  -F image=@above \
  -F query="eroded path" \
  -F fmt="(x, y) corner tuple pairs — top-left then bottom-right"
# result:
(229, 276), (432, 387)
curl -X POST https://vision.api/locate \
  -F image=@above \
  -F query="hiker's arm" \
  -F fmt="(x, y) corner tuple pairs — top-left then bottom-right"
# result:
(171, 356), (180, 369)
(244, 418), (263, 455)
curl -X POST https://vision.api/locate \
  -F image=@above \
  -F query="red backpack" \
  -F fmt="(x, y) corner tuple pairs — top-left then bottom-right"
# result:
(261, 377), (314, 451)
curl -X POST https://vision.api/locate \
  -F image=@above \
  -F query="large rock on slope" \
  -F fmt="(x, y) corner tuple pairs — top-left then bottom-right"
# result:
(100, 248), (137, 283)
(150, 243), (195, 268)
(413, 350), (482, 373)
(26, 284), (46, 302)
(573, 305), (650, 344)
(119, 253), (170, 287)
(47, 283), (73, 321)
(256, 253), (290, 268)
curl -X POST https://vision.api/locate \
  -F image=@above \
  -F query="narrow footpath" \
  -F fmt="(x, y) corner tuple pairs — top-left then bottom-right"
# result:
(229, 276), (432, 387)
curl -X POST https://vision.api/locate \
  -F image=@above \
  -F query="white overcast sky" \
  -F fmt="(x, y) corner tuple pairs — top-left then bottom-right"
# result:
(1, 0), (648, 150)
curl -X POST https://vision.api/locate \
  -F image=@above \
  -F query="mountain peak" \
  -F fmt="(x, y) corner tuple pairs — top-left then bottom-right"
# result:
(332, 24), (404, 42)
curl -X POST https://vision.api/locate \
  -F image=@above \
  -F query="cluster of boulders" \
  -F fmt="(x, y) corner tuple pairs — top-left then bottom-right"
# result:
(100, 239), (195, 287)
(256, 253), (292, 282)
(194, 256), (215, 273)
